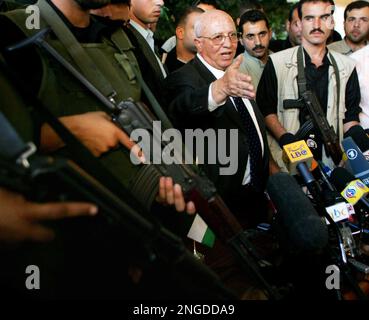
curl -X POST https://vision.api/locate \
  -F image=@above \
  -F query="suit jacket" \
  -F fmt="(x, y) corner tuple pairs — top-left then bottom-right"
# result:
(124, 24), (167, 107)
(164, 56), (270, 212)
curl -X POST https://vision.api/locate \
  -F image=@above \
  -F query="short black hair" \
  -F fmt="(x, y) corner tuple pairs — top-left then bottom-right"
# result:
(238, 1), (263, 18)
(110, 0), (131, 4)
(192, 0), (218, 9)
(288, 3), (299, 22)
(238, 9), (270, 33)
(176, 6), (204, 27)
(297, 0), (334, 20)
(344, 0), (369, 20)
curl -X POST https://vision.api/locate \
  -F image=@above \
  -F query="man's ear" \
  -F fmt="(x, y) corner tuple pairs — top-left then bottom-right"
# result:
(268, 28), (273, 41)
(236, 17), (240, 26)
(194, 38), (202, 52)
(286, 19), (291, 32)
(296, 19), (302, 31)
(176, 26), (184, 40)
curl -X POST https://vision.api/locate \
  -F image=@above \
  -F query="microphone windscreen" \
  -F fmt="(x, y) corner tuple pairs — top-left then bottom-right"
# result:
(330, 167), (355, 192)
(267, 173), (328, 252)
(345, 125), (369, 153)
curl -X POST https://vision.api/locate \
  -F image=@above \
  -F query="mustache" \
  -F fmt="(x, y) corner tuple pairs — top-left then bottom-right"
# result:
(310, 28), (324, 35)
(252, 45), (265, 51)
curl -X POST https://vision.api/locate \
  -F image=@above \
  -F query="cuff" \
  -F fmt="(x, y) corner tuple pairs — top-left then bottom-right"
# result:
(208, 82), (226, 112)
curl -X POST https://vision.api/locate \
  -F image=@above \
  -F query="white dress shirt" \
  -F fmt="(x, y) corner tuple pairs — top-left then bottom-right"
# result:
(130, 20), (167, 78)
(197, 53), (265, 185)
(351, 45), (369, 129)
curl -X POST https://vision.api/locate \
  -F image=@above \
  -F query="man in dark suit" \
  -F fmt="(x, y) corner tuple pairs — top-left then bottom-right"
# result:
(165, 9), (278, 228)
(125, 0), (167, 105)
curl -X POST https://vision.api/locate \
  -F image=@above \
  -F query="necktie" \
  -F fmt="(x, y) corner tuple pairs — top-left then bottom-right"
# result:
(233, 97), (263, 190)
(147, 31), (167, 78)
(146, 30), (155, 52)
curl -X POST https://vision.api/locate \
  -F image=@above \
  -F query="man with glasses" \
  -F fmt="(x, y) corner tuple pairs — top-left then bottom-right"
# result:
(328, 0), (369, 55)
(238, 9), (273, 90)
(165, 9), (274, 230)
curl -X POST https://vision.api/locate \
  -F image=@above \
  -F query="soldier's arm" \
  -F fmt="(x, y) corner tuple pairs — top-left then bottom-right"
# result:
(0, 187), (97, 244)
(264, 114), (288, 141)
(40, 112), (135, 157)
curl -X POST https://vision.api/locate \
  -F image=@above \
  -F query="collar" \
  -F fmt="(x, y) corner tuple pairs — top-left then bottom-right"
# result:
(130, 20), (153, 41)
(242, 50), (270, 67)
(343, 37), (368, 55)
(196, 53), (225, 79)
(341, 38), (355, 55)
(303, 47), (331, 68)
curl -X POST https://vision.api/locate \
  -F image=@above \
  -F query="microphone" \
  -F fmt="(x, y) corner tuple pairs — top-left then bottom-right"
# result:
(282, 140), (316, 176)
(323, 189), (353, 224)
(282, 140), (324, 213)
(327, 167), (369, 258)
(344, 125), (369, 161)
(330, 167), (369, 211)
(342, 137), (369, 186)
(267, 172), (328, 252)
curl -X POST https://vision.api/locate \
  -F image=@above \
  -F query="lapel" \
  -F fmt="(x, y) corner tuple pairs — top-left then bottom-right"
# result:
(128, 25), (165, 80)
(250, 99), (268, 148)
(192, 57), (246, 133)
(191, 57), (269, 170)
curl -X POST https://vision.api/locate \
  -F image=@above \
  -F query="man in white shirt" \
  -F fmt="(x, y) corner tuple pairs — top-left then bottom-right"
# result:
(351, 45), (369, 129)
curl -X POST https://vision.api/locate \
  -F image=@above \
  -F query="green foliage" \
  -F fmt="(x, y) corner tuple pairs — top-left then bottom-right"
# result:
(156, 0), (293, 41)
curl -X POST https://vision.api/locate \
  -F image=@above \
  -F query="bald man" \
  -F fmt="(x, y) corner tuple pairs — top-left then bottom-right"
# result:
(164, 10), (278, 299)
(165, 10), (275, 229)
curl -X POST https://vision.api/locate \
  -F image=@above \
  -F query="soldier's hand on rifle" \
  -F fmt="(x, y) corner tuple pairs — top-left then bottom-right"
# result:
(156, 177), (196, 215)
(211, 55), (255, 104)
(0, 187), (98, 244)
(40, 111), (137, 157)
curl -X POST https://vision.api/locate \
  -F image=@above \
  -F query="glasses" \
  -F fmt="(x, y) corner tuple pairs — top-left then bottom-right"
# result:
(198, 32), (239, 46)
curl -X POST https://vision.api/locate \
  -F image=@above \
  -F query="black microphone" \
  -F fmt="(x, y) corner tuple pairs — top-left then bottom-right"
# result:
(344, 125), (369, 160)
(330, 167), (369, 212)
(267, 172), (329, 252)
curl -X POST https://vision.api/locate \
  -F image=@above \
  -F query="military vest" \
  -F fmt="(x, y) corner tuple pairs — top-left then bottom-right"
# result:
(2, 9), (143, 189)
(268, 46), (356, 170)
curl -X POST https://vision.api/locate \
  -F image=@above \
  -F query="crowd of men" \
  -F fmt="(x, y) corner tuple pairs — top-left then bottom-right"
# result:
(0, 0), (369, 300)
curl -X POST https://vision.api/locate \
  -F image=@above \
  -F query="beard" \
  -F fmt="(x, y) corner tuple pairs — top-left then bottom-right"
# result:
(74, 0), (112, 10)
(348, 32), (367, 44)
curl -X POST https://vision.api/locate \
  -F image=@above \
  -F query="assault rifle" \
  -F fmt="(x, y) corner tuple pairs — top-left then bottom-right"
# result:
(0, 108), (234, 299)
(5, 27), (284, 299)
(283, 90), (343, 165)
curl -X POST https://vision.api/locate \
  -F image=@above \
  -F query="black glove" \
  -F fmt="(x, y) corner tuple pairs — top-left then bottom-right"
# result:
(344, 125), (369, 152)
(343, 124), (364, 139)
(278, 132), (297, 148)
